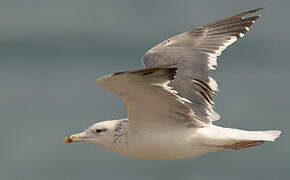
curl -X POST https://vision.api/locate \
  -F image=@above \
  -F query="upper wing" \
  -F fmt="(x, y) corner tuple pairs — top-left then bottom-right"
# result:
(97, 66), (207, 130)
(142, 8), (262, 124)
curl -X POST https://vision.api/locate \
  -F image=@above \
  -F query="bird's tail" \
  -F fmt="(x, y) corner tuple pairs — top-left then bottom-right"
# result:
(226, 128), (281, 142)
(207, 126), (281, 150)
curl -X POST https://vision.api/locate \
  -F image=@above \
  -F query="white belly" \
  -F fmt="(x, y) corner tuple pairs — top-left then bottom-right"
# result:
(113, 127), (221, 159)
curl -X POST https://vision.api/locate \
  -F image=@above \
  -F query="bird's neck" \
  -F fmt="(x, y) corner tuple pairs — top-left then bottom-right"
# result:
(112, 119), (129, 145)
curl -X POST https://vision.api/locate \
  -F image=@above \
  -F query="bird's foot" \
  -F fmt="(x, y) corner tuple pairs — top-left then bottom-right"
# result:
(223, 140), (264, 150)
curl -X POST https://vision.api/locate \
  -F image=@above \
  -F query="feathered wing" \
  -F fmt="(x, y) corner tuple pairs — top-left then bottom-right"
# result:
(143, 8), (262, 124)
(97, 66), (207, 130)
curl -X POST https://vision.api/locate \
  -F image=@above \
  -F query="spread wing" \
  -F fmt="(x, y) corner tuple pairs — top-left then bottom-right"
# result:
(142, 8), (262, 124)
(97, 66), (207, 130)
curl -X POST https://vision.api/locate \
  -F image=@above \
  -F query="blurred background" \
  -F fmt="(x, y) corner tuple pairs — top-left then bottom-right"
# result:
(0, 0), (289, 179)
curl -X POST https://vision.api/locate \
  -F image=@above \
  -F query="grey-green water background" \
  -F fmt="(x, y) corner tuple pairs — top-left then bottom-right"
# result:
(1, 0), (289, 179)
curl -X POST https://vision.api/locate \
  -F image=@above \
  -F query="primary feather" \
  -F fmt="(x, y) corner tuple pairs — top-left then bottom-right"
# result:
(143, 8), (262, 124)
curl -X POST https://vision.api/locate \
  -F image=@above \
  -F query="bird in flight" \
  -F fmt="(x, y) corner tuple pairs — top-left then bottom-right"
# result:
(64, 8), (281, 159)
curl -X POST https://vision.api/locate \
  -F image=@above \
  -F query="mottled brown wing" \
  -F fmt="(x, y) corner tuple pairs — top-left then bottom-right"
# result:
(142, 8), (262, 124)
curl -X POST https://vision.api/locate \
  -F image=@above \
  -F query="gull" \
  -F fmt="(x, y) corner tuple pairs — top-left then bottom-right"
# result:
(64, 8), (281, 159)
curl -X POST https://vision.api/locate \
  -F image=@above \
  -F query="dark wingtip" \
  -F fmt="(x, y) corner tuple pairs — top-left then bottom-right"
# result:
(238, 8), (263, 16)
(155, 63), (178, 81)
(204, 8), (263, 28)
(248, 8), (264, 13)
(112, 71), (127, 76)
(128, 64), (178, 82)
(166, 67), (178, 81)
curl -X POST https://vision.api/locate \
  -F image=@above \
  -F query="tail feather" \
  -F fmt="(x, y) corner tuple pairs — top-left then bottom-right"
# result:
(248, 130), (281, 142)
(225, 128), (281, 142)
(206, 126), (281, 150)
(222, 130), (281, 150)
(210, 126), (281, 143)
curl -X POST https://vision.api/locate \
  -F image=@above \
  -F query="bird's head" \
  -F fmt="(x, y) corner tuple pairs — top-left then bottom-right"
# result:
(64, 120), (117, 149)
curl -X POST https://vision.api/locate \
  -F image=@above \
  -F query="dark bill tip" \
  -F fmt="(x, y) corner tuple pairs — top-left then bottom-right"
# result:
(64, 135), (73, 143)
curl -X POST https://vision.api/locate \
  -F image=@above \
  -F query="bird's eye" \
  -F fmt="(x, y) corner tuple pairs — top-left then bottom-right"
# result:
(95, 128), (107, 134)
(95, 129), (102, 133)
